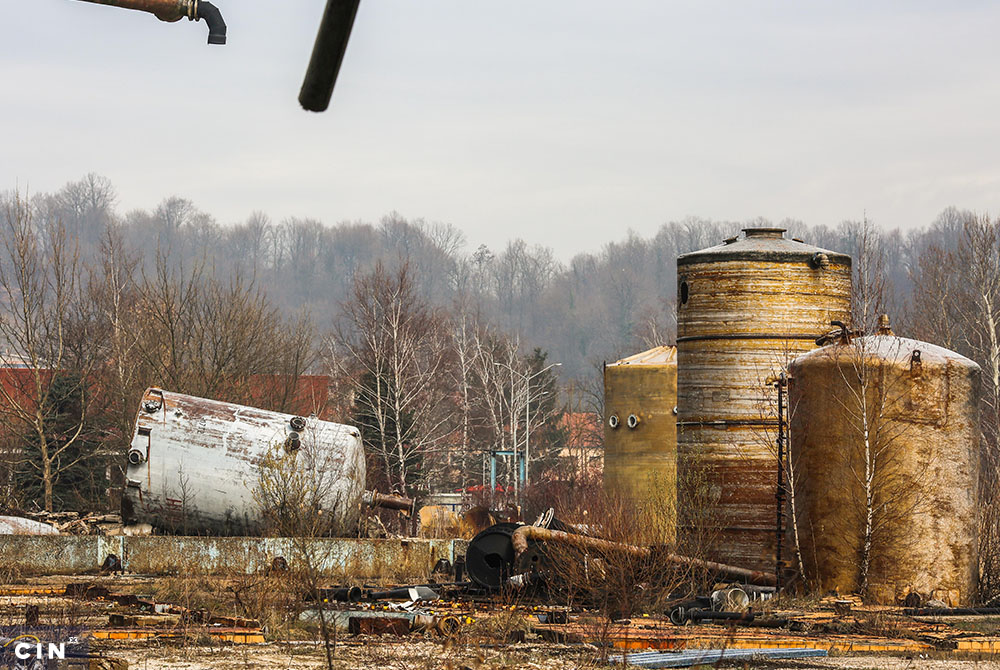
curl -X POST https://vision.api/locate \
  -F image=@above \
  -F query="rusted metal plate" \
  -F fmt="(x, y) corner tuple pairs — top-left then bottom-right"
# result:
(122, 388), (365, 535)
(349, 615), (411, 636)
(676, 228), (852, 572)
(789, 336), (981, 604)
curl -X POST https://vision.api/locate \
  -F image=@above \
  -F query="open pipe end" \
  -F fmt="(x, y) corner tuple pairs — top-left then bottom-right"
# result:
(196, 1), (227, 45)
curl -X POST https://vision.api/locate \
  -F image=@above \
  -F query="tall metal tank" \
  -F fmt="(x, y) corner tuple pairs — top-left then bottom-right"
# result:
(121, 388), (366, 535)
(603, 346), (677, 535)
(676, 227), (851, 571)
(788, 324), (981, 604)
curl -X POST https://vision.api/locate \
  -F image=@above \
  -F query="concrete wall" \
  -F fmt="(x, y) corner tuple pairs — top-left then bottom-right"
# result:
(0, 536), (467, 578)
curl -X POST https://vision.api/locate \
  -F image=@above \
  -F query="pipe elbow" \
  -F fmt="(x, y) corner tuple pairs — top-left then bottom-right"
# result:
(196, 1), (227, 45)
(511, 525), (532, 557)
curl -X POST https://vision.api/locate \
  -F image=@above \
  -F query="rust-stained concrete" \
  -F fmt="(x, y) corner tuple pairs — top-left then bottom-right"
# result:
(676, 227), (852, 571)
(0, 536), (466, 578)
(789, 335), (981, 604)
(603, 346), (677, 541)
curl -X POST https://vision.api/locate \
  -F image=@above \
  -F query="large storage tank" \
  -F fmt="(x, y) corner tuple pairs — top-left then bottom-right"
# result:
(677, 227), (851, 571)
(603, 346), (677, 535)
(122, 388), (366, 535)
(788, 326), (981, 604)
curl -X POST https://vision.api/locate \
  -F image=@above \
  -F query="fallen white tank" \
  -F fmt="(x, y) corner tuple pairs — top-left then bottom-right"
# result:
(121, 388), (366, 535)
(0, 516), (59, 535)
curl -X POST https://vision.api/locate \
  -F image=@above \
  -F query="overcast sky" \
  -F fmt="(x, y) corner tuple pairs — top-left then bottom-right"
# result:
(4, 1), (1000, 258)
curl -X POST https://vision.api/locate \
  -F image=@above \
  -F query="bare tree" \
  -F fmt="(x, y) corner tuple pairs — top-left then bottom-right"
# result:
(0, 192), (100, 511)
(254, 430), (357, 670)
(330, 262), (453, 493)
(468, 325), (521, 493)
(133, 249), (315, 410)
(89, 224), (143, 457)
(947, 214), (1000, 599)
(449, 306), (480, 489)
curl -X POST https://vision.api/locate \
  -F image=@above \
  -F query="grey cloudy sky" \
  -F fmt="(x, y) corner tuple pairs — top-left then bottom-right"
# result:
(4, 1), (1000, 257)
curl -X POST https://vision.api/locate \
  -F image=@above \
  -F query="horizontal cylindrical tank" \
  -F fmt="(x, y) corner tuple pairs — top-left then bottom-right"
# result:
(788, 329), (981, 604)
(122, 387), (365, 535)
(603, 346), (677, 539)
(677, 228), (851, 571)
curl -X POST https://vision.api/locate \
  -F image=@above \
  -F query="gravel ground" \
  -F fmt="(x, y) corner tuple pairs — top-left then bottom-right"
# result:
(758, 658), (1000, 669)
(105, 640), (596, 669)
(101, 641), (1000, 670)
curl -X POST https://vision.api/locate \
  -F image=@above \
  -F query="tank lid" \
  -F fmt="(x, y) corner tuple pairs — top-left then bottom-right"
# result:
(607, 345), (677, 367)
(678, 228), (851, 267)
(791, 334), (980, 371)
(742, 227), (786, 238)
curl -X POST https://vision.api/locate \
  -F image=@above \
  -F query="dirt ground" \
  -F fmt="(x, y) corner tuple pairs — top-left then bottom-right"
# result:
(6, 575), (1000, 669)
(105, 640), (591, 670)
(101, 640), (1000, 670)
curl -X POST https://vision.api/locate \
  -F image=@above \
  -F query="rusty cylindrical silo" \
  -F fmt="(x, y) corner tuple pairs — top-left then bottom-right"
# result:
(603, 346), (677, 540)
(122, 388), (366, 535)
(676, 227), (851, 572)
(788, 324), (981, 604)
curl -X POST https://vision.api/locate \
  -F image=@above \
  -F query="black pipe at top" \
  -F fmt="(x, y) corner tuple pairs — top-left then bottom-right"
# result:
(299, 0), (362, 112)
(196, 1), (227, 45)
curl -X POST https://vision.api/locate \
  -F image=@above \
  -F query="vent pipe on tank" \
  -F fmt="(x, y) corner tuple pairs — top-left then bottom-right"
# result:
(742, 227), (786, 239)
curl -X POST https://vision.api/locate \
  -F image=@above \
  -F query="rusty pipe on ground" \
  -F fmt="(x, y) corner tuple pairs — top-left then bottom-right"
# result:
(510, 526), (777, 587)
(72, 0), (226, 44)
(511, 525), (649, 559)
(365, 490), (416, 517)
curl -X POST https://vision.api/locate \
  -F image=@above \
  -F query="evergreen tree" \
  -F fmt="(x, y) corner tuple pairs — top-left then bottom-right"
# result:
(15, 374), (102, 511)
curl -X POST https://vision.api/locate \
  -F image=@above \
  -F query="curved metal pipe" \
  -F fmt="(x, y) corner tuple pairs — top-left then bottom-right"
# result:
(72, 0), (226, 44)
(511, 525), (649, 559)
(196, 1), (227, 44)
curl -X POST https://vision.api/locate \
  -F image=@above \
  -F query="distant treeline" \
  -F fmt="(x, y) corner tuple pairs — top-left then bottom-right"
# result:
(25, 173), (977, 376)
(6, 173), (998, 513)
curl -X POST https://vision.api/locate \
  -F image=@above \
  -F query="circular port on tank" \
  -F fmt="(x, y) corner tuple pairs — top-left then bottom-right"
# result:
(127, 449), (146, 465)
(608, 414), (620, 429)
(289, 416), (307, 431)
(811, 252), (831, 269)
(680, 281), (689, 305)
(285, 432), (301, 452)
(627, 414), (640, 429)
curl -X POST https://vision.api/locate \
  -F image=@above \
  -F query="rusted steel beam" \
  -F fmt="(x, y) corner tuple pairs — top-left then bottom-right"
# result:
(71, 0), (226, 44)
(511, 525), (777, 587)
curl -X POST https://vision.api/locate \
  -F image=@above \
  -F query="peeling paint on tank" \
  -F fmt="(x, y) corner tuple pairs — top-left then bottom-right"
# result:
(676, 228), (852, 572)
(123, 388), (366, 536)
(789, 334), (981, 604)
